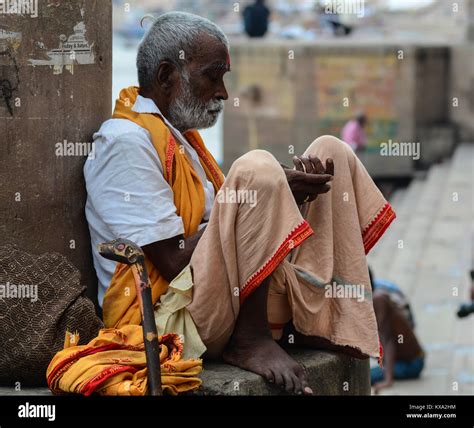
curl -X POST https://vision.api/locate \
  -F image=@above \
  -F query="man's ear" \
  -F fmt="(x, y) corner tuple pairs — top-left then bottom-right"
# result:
(156, 61), (177, 91)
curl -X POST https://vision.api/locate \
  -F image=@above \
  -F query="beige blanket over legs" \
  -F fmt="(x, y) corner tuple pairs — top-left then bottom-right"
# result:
(186, 135), (395, 360)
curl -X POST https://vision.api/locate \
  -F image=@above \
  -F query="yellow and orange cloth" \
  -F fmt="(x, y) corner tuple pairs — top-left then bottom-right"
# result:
(47, 327), (202, 396)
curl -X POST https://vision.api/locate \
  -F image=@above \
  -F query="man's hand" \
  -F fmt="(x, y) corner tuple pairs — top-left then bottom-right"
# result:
(282, 155), (334, 205)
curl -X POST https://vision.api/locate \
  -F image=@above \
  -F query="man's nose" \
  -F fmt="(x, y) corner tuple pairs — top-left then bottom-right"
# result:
(215, 82), (228, 101)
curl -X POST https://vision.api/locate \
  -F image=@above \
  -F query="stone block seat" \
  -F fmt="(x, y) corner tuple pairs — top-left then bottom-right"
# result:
(0, 348), (370, 396)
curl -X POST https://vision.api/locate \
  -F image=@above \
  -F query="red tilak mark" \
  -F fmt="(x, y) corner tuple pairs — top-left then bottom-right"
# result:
(225, 52), (231, 69)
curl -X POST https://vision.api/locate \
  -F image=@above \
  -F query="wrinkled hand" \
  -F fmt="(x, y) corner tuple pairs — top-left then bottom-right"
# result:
(283, 155), (334, 205)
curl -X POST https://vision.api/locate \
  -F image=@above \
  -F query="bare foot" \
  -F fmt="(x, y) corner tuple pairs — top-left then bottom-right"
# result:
(223, 334), (313, 395)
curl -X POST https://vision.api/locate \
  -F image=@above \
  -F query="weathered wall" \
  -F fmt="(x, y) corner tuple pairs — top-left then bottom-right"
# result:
(449, 44), (474, 141)
(0, 0), (112, 307)
(223, 40), (455, 174)
(414, 48), (450, 126)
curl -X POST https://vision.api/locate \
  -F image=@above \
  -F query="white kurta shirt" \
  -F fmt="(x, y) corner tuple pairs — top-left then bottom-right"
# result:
(84, 95), (215, 306)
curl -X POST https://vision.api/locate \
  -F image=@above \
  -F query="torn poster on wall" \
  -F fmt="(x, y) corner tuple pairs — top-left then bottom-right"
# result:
(28, 21), (95, 74)
(0, 27), (22, 60)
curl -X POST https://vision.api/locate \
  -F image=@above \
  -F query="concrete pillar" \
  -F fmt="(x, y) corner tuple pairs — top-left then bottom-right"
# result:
(0, 0), (112, 307)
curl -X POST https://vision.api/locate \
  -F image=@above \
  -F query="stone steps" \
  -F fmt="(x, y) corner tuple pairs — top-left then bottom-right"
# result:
(368, 175), (428, 279)
(385, 163), (452, 294)
(410, 145), (474, 395)
(375, 143), (474, 395)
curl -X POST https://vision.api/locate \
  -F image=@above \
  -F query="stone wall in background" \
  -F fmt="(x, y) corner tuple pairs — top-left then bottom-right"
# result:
(450, 45), (474, 142)
(223, 41), (457, 176)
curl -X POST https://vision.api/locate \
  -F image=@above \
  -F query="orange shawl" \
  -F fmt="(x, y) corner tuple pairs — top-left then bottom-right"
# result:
(46, 327), (202, 396)
(103, 86), (224, 328)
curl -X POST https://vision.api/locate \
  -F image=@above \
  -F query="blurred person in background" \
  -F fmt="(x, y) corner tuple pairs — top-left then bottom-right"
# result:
(243, 0), (270, 38)
(341, 111), (368, 152)
(369, 267), (425, 394)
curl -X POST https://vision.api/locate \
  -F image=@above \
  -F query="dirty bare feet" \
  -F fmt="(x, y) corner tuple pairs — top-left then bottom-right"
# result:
(223, 332), (313, 395)
(222, 277), (313, 395)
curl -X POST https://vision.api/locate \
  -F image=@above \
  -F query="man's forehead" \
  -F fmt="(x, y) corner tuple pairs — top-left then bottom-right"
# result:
(190, 33), (230, 68)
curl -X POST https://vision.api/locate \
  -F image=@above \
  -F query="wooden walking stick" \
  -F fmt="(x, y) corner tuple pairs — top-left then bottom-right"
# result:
(98, 238), (162, 395)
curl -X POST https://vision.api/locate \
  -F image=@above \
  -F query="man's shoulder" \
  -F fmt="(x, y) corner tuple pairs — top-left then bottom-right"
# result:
(84, 118), (163, 177)
(93, 118), (151, 143)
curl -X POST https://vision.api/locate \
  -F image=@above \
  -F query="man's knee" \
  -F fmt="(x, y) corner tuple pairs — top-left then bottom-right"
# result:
(233, 149), (278, 168)
(306, 135), (353, 159)
(230, 149), (286, 190)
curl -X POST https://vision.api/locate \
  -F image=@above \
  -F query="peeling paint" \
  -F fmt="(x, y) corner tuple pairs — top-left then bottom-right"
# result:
(0, 28), (22, 57)
(28, 21), (94, 74)
(0, 43), (20, 116)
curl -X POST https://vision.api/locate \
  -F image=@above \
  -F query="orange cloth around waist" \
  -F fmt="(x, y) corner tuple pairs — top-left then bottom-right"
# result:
(46, 325), (203, 396)
(103, 86), (224, 328)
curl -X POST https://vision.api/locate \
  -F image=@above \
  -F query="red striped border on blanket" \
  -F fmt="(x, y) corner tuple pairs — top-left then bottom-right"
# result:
(47, 343), (144, 393)
(240, 220), (314, 304)
(47, 344), (118, 389)
(362, 202), (396, 255)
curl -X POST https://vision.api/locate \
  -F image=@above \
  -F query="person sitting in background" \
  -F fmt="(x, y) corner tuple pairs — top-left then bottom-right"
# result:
(243, 0), (270, 38)
(341, 112), (367, 152)
(369, 268), (425, 393)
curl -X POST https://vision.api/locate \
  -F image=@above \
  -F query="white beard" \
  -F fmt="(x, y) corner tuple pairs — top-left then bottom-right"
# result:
(168, 72), (224, 132)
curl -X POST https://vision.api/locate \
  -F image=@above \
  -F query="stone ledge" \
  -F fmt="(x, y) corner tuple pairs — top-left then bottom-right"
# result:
(0, 349), (370, 396)
(198, 349), (370, 396)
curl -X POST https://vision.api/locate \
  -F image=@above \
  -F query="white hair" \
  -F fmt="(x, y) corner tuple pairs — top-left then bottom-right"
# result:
(137, 11), (229, 91)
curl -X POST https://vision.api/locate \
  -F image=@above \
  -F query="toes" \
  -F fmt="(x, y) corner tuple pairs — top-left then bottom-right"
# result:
(295, 366), (313, 395)
(291, 373), (303, 395)
(282, 372), (295, 393)
(263, 370), (274, 383)
(272, 371), (285, 389)
(294, 364), (305, 377)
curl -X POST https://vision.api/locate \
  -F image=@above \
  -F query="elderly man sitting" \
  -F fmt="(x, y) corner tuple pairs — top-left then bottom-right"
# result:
(81, 12), (395, 395)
